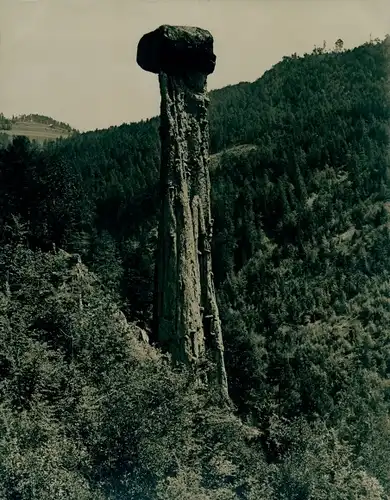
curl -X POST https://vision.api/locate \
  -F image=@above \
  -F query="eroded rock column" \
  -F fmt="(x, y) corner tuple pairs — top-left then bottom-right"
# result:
(137, 25), (228, 400)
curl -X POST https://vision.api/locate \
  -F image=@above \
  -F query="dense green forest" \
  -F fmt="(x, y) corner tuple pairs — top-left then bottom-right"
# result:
(1, 37), (390, 498)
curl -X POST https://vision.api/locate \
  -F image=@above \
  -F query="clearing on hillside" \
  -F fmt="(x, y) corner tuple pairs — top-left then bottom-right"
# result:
(0, 114), (76, 145)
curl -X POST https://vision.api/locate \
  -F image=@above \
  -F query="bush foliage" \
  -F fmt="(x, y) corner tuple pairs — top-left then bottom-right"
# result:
(1, 37), (390, 498)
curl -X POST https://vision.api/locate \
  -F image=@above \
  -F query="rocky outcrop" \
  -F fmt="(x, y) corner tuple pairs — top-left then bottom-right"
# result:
(137, 25), (216, 77)
(137, 25), (229, 401)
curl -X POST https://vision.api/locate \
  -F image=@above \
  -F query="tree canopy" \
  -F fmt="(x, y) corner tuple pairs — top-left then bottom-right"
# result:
(1, 36), (390, 498)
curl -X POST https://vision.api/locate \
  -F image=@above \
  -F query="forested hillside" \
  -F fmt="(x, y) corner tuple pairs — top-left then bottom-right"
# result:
(1, 37), (390, 498)
(0, 114), (76, 146)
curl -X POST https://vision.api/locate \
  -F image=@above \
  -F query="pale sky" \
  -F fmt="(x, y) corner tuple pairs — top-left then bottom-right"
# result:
(1, 0), (389, 131)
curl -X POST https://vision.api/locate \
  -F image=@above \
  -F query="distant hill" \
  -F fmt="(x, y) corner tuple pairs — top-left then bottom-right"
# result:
(0, 113), (77, 145)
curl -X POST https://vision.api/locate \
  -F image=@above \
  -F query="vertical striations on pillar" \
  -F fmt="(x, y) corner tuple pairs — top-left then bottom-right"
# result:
(137, 25), (229, 401)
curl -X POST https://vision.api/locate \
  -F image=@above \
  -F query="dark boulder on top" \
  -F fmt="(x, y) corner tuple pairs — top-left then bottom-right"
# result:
(137, 24), (216, 76)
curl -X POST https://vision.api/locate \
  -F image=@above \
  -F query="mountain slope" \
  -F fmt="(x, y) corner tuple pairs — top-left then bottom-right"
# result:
(1, 37), (390, 498)
(0, 113), (76, 145)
